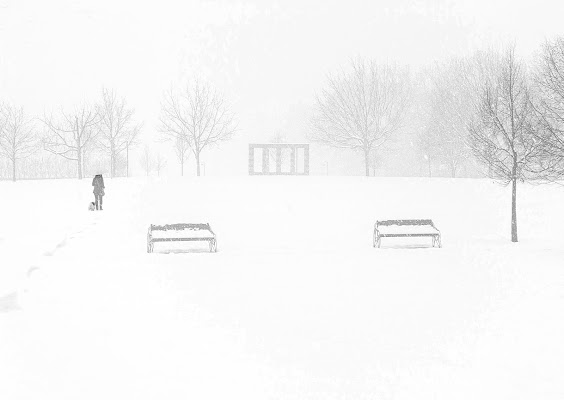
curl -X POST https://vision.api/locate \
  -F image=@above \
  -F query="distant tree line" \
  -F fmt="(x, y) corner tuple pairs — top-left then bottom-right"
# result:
(310, 37), (564, 184)
(3, 38), (564, 185)
(0, 88), (141, 181)
(3, 37), (564, 242)
(309, 37), (564, 242)
(0, 78), (238, 180)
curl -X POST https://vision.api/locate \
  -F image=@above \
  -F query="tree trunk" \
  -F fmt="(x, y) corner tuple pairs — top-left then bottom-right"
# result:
(511, 177), (518, 242)
(12, 157), (16, 182)
(77, 146), (83, 180)
(451, 161), (457, 178)
(110, 144), (115, 178)
(364, 148), (370, 177)
(76, 118), (83, 180)
(195, 152), (201, 177)
(181, 157), (184, 177)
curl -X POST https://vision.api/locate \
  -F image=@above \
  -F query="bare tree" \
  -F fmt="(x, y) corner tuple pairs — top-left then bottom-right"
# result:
(420, 59), (473, 177)
(310, 58), (409, 176)
(160, 81), (236, 176)
(468, 47), (546, 242)
(416, 131), (439, 177)
(124, 126), (141, 178)
(140, 146), (152, 177)
(97, 88), (141, 178)
(154, 153), (167, 176)
(533, 36), (564, 179)
(0, 104), (37, 181)
(175, 136), (190, 176)
(42, 104), (100, 179)
(159, 122), (189, 176)
(408, 71), (438, 177)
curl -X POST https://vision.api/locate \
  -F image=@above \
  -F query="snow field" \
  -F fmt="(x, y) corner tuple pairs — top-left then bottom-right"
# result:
(1, 176), (564, 399)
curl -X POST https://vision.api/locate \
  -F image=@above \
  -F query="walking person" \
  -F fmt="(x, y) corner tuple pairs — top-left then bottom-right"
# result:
(92, 174), (105, 210)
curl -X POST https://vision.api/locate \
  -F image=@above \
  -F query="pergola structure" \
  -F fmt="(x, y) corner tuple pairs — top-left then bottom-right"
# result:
(248, 143), (309, 175)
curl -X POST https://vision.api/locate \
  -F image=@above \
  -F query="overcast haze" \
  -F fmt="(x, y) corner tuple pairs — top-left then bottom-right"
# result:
(1, 0), (563, 175)
(3, 2), (564, 399)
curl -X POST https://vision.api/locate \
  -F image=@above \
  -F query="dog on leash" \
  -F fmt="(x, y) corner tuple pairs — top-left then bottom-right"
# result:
(88, 202), (96, 211)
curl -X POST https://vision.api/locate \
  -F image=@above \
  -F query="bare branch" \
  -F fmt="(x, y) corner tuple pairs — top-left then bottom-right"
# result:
(41, 102), (100, 179)
(310, 58), (410, 176)
(159, 80), (237, 176)
(96, 88), (141, 177)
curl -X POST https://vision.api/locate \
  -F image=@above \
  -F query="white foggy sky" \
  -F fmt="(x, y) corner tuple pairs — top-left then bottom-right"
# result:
(1, 0), (563, 175)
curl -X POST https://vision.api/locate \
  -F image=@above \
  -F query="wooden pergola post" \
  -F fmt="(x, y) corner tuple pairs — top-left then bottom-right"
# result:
(248, 144), (255, 175)
(262, 145), (269, 174)
(304, 145), (310, 175)
(248, 143), (310, 175)
(276, 146), (282, 174)
(290, 146), (296, 174)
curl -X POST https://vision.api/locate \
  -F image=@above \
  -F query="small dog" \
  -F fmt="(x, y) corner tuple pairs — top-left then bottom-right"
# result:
(88, 202), (96, 211)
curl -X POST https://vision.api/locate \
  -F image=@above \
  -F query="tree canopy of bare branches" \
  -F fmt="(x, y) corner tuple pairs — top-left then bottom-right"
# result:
(97, 88), (141, 178)
(140, 146), (152, 177)
(419, 59), (473, 177)
(0, 103), (37, 181)
(310, 58), (410, 176)
(42, 104), (100, 179)
(533, 36), (564, 179)
(160, 81), (236, 176)
(174, 136), (190, 176)
(154, 153), (167, 176)
(468, 47), (546, 242)
(159, 121), (189, 176)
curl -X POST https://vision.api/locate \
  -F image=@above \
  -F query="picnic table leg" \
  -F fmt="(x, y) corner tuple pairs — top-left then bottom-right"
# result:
(374, 233), (381, 248)
(373, 229), (382, 248)
(147, 229), (153, 253)
(209, 238), (217, 253)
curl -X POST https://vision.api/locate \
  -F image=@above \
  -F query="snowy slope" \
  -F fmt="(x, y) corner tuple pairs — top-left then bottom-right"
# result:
(1, 176), (564, 399)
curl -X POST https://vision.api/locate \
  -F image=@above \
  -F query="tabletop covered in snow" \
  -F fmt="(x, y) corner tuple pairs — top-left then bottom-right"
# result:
(150, 227), (215, 239)
(376, 224), (439, 235)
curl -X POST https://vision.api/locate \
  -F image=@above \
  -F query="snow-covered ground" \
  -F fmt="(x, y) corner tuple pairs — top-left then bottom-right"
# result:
(1, 176), (564, 399)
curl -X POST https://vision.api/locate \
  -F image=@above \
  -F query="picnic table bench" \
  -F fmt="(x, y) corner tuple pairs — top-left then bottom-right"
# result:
(373, 219), (441, 248)
(147, 223), (217, 253)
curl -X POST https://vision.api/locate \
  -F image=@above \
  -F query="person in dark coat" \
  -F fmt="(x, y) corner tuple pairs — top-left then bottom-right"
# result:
(92, 174), (105, 210)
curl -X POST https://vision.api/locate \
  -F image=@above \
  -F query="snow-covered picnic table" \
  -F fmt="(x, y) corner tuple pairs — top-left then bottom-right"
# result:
(374, 219), (441, 248)
(147, 223), (217, 253)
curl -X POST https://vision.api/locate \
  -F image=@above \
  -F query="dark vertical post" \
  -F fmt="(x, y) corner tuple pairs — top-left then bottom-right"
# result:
(276, 146), (282, 174)
(290, 146), (296, 174)
(262, 145), (269, 174)
(511, 176), (518, 242)
(248, 144), (254, 175)
(304, 145), (310, 175)
(76, 116), (83, 180)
